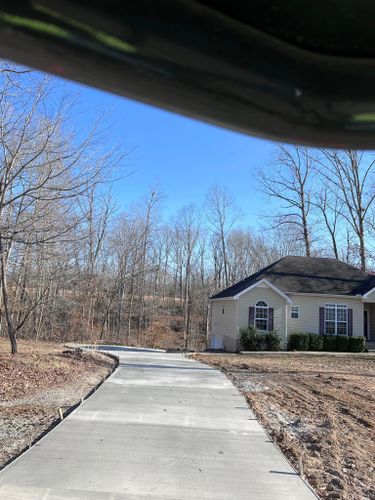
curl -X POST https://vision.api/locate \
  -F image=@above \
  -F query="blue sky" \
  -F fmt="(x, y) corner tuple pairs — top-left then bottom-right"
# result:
(58, 77), (278, 227)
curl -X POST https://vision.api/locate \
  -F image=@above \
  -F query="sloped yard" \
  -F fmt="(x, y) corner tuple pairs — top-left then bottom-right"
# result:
(194, 353), (375, 500)
(0, 340), (115, 469)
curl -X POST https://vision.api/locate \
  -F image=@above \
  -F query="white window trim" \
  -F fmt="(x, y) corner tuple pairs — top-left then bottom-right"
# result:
(291, 305), (299, 319)
(255, 300), (269, 331)
(325, 303), (348, 335)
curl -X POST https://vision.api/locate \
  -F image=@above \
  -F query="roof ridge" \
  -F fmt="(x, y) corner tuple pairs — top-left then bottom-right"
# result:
(281, 255), (369, 274)
(210, 255), (372, 299)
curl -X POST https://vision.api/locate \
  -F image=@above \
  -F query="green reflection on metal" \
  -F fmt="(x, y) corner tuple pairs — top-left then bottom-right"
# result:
(352, 112), (375, 123)
(33, 2), (136, 53)
(0, 11), (70, 38)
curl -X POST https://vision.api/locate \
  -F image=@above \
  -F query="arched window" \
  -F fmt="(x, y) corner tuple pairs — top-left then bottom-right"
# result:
(255, 301), (268, 331)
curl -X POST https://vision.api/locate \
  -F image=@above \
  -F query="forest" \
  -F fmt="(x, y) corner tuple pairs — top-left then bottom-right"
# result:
(1, 67), (375, 354)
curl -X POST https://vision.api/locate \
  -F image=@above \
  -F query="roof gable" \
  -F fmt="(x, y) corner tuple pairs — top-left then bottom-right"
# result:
(232, 278), (292, 303)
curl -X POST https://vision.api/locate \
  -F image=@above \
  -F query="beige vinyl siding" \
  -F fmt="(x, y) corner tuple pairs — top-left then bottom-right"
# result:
(237, 286), (287, 346)
(211, 300), (237, 342)
(287, 295), (363, 337)
(211, 289), (364, 352)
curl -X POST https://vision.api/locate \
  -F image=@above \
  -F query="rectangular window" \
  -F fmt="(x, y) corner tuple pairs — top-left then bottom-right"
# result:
(325, 304), (347, 335)
(255, 302), (268, 331)
(255, 318), (268, 330)
(291, 305), (299, 319)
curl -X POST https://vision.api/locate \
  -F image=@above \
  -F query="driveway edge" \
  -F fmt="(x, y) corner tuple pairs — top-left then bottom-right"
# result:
(192, 355), (320, 499)
(0, 348), (119, 473)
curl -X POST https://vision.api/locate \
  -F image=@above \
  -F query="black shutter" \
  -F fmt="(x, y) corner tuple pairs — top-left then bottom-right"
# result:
(268, 308), (274, 331)
(249, 306), (255, 327)
(319, 307), (325, 335)
(348, 309), (353, 336)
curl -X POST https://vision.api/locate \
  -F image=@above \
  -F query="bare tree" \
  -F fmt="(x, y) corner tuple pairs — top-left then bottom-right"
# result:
(135, 190), (161, 338)
(313, 187), (342, 259)
(317, 150), (375, 270)
(172, 205), (200, 350)
(259, 145), (314, 257)
(205, 185), (241, 287)
(0, 71), (112, 353)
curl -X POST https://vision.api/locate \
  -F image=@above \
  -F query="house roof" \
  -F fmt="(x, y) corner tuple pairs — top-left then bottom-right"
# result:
(210, 256), (375, 299)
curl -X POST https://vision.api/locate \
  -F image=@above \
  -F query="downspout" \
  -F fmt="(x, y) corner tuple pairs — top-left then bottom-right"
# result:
(359, 295), (367, 340)
(285, 303), (288, 350)
(206, 300), (211, 348)
(235, 298), (239, 352)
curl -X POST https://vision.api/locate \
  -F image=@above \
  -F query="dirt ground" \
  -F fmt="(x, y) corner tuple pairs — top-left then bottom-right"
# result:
(0, 339), (115, 469)
(194, 353), (375, 500)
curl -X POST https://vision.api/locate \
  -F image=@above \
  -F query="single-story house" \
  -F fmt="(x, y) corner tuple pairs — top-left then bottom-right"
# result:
(209, 256), (375, 351)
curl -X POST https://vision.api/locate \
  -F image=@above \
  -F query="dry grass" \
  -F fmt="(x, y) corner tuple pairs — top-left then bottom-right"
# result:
(0, 339), (115, 468)
(194, 353), (375, 500)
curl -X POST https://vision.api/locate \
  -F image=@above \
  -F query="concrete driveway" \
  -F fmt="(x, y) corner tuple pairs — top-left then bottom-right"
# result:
(0, 348), (316, 499)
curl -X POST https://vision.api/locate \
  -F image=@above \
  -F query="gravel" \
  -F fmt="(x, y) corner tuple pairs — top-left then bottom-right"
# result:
(0, 342), (115, 469)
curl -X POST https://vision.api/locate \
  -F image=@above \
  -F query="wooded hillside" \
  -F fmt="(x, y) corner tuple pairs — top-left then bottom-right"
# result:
(1, 66), (375, 354)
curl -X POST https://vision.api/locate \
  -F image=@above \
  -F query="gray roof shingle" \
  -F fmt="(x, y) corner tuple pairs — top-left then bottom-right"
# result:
(210, 256), (375, 299)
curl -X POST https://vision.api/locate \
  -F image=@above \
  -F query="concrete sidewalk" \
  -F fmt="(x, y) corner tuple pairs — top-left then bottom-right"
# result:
(0, 348), (317, 499)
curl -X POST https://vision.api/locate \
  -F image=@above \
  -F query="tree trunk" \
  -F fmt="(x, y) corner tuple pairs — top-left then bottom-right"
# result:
(0, 240), (17, 354)
(303, 223), (311, 257)
(358, 220), (366, 271)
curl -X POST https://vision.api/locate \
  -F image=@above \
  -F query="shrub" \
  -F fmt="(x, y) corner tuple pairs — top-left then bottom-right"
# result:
(336, 335), (349, 352)
(323, 335), (337, 351)
(288, 332), (310, 351)
(170, 318), (184, 332)
(240, 326), (264, 351)
(264, 331), (281, 351)
(309, 333), (323, 351)
(349, 336), (365, 353)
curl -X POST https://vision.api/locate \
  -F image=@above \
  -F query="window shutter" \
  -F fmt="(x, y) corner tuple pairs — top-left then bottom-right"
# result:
(319, 307), (325, 335)
(348, 309), (353, 336)
(248, 306), (255, 326)
(268, 308), (274, 331)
